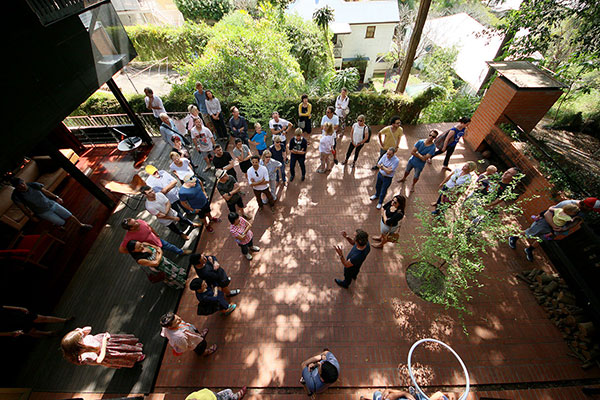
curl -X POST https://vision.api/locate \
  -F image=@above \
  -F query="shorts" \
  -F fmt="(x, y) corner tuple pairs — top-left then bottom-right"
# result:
(405, 158), (425, 179)
(525, 218), (553, 239)
(200, 150), (214, 160)
(380, 219), (399, 235)
(226, 196), (244, 212)
(239, 160), (252, 173)
(193, 203), (212, 218)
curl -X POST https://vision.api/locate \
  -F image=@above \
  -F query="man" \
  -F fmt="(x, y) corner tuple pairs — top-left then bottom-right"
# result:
(334, 229), (370, 288)
(190, 277), (237, 316)
(321, 106), (340, 164)
(289, 128), (308, 182)
(216, 169), (246, 217)
(228, 106), (249, 145)
(144, 87), (167, 127)
(370, 147), (400, 209)
(118, 217), (191, 255)
(145, 165), (186, 214)
(190, 253), (240, 298)
(212, 144), (237, 179)
(248, 155), (275, 210)
(159, 113), (188, 147)
(159, 312), (217, 356)
(179, 175), (221, 233)
(300, 349), (340, 397)
(141, 185), (199, 240)
(269, 111), (293, 147)
(10, 178), (92, 230)
(372, 116), (403, 170)
(193, 82), (210, 126)
(190, 118), (216, 171)
(397, 130), (438, 191)
(483, 167), (520, 209)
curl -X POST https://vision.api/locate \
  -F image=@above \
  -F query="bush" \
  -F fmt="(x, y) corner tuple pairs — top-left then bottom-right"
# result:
(174, 0), (233, 23)
(330, 68), (360, 92)
(419, 90), (480, 123)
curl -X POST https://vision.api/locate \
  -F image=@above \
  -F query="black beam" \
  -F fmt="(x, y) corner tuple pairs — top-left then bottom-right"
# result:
(43, 138), (116, 209)
(106, 78), (153, 145)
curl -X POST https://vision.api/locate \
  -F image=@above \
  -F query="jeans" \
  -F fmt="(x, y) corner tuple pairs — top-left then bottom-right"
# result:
(373, 148), (387, 168)
(37, 202), (72, 226)
(345, 142), (364, 163)
(238, 238), (254, 255)
(374, 172), (393, 205)
(160, 238), (183, 255)
(253, 188), (275, 208)
(215, 389), (240, 400)
(433, 145), (456, 167)
(166, 211), (195, 235)
(275, 164), (286, 182)
(212, 114), (228, 140)
(290, 154), (306, 178)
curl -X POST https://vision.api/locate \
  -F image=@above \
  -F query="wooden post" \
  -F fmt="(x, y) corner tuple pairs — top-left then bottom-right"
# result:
(106, 78), (153, 145)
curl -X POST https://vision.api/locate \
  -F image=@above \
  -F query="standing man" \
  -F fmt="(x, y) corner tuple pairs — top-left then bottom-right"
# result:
(179, 175), (221, 233)
(289, 128), (308, 182)
(269, 111), (293, 147)
(228, 106), (249, 146)
(10, 178), (92, 230)
(334, 229), (370, 288)
(141, 185), (199, 240)
(370, 148), (400, 209)
(118, 218), (191, 255)
(397, 130), (438, 191)
(212, 145), (237, 179)
(321, 106), (340, 164)
(159, 312), (217, 356)
(372, 116), (403, 170)
(193, 82), (210, 126)
(190, 118), (216, 171)
(216, 169), (246, 217)
(144, 87), (167, 127)
(159, 113), (188, 147)
(248, 156), (275, 210)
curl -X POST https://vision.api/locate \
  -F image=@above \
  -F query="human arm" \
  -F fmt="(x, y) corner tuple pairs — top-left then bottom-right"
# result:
(179, 199), (194, 212)
(12, 201), (37, 221)
(543, 208), (564, 231)
(2, 305), (29, 313)
(96, 333), (109, 364)
(298, 103), (310, 117)
(229, 117), (237, 134)
(439, 173), (453, 189)
(334, 245), (354, 268)
(341, 230), (356, 245)
(442, 129), (456, 151)
(41, 187), (62, 203)
(382, 389), (415, 400)
(378, 129), (385, 148)
(300, 350), (328, 369)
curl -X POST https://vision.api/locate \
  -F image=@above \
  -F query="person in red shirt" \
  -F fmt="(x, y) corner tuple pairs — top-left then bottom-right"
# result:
(118, 218), (191, 256)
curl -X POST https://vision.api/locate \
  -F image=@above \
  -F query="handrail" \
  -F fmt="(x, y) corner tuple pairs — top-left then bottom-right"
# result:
(130, 57), (169, 79)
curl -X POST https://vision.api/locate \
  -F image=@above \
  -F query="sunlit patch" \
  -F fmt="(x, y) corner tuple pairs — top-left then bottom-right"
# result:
(275, 314), (302, 341)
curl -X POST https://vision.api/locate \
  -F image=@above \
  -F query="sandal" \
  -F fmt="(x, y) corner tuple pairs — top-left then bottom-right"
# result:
(137, 354), (146, 362)
(206, 225), (214, 233)
(199, 328), (209, 339)
(203, 344), (218, 357)
(210, 217), (222, 223)
(237, 386), (248, 399)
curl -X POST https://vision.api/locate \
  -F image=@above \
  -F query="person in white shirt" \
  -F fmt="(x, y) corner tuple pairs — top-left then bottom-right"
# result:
(170, 152), (195, 182)
(159, 312), (217, 356)
(205, 90), (228, 140)
(321, 106), (340, 164)
(248, 155), (275, 210)
(144, 87), (167, 126)
(190, 118), (216, 171)
(431, 161), (477, 215)
(269, 111), (293, 146)
(335, 87), (350, 134)
(145, 165), (186, 215)
(260, 150), (283, 200)
(141, 186), (199, 239)
(342, 115), (370, 167)
(317, 122), (335, 173)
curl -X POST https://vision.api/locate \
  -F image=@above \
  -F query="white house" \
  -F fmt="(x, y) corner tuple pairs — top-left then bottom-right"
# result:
(287, 0), (400, 83)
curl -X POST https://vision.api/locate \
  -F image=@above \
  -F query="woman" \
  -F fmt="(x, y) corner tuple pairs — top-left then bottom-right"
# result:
(268, 135), (287, 183)
(317, 122), (335, 173)
(205, 90), (228, 140)
(432, 161), (477, 215)
(190, 278), (237, 316)
(249, 122), (268, 156)
(184, 104), (201, 134)
(169, 151), (195, 182)
(335, 87), (350, 135)
(260, 150), (283, 200)
(298, 94), (312, 135)
(433, 116), (471, 171)
(373, 195), (405, 248)
(342, 114), (370, 167)
(126, 240), (187, 289)
(232, 138), (252, 179)
(171, 136), (197, 172)
(61, 326), (144, 368)
(228, 212), (260, 260)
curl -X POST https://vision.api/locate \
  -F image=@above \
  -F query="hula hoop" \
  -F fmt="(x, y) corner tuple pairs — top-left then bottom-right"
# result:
(407, 338), (470, 400)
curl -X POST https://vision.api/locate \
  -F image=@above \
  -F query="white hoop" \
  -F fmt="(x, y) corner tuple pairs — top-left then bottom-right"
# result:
(407, 339), (470, 400)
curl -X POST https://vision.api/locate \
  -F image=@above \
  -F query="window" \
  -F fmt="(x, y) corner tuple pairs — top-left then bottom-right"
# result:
(365, 26), (376, 39)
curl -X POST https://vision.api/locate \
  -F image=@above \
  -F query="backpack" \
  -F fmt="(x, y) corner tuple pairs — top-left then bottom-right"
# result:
(434, 128), (454, 150)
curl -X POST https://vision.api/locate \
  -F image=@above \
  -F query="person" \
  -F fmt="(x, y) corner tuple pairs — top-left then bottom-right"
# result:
(205, 90), (228, 140)
(334, 229), (370, 288)
(372, 117), (403, 170)
(298, 94), (312, 135)
(141, 185), (199, 239)
(479, 166), (516, 209)
(370, 147), (400, 209)
(249, 123), (268, 156)
(289, 128), (308, 182)
(320, 106), (340, 164)
(190, 278), (237, 316)
(185, 387), (247, 400)
(159, 113), (188, 147)
(317, 122), (335, 174)
(216, 169), (246, 217)
(228, 212), (260, 260)
(260, 150), (282, 200)
(190, 118), (216, 171)
(126, 240), (188, 289)
(118, 217), (191, 256)
(190, 253), (240, 297)
(342, 115), (370, 167)
(193, 82), (210, 126)
(300, 349), (340, 397)
(248, 155), (275, 209)
(144, 87), (166, 127)
(145, 165), (186, 215)
(397, 130), (439, 191)
(213, 145), (237, 179)
(269, 111), (293, 147)
(10, 178), (92, 230)
(228, 107), (249, 145)
(269, 135), (287, 183)
(431, 161), (477, 215)
(361, 389), (416, 400)
(335, 87), (350, 135)
(373, 194), (405, 249)
(179, 175), (221, 233)
(183, 104), (202, 135)
(159, 312), (217, 356)
(232, 138), (253, 179)
(473, 165), (498, 197)
(433, 116), (471, 171)
(0, 305), (72, 338)
(170, 151), (195, 182)
(171, 135), (195, 170)
(61, 326), (144, 368)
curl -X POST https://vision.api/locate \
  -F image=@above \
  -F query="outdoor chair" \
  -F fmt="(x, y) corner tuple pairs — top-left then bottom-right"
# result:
(0, 232), (65, 269)
(102, 173), (145, 210)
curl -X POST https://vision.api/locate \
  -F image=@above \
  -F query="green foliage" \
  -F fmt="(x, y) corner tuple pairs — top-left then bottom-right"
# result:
(125, 22), (212, 63)
(419, 90), (480, 123)
(418, 47), (458, 89)
(330, 68), (360, 92)
(312, 6), (334, 31)
(174, 0), (233, 23)
(431, 0), (499, 28)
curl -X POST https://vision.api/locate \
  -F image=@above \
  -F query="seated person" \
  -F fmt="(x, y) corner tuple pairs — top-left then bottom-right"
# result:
(300, 349), (339, 398)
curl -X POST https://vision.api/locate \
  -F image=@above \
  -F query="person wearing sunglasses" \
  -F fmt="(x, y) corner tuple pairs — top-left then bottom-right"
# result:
(248, 155), (275, 210)
(397, 129), (439, 191)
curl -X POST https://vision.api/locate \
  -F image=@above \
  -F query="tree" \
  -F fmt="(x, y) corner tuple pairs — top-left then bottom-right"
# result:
(312, 6), (335, 65)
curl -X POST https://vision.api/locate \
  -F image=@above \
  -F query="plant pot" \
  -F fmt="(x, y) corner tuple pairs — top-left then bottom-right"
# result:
(406, 261), (446, 302)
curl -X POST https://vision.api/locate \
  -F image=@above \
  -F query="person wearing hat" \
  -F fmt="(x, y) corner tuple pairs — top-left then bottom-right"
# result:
(179, 175), (221, 233)
(190, 278), (237, 316)
(189, 253), (240, 297)
(159, 312), (217, 357)
(10, 177), (92, 230)
(145, 165), (186, 215)
(185, 386), (247, 400)
(215, 169), (246, 217)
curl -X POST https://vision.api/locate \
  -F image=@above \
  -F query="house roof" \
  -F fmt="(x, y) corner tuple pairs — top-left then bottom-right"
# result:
(488, 61), (566, 89)
(287, 0), (400, 25)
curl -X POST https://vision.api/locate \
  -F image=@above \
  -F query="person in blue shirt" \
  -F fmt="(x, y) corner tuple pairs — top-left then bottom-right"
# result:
(193, 82), (209, 126)
(229, 106), (249, 145)
(178, 175), (221, 233)
(334, 229), (370, 288)
(300, 349), (340, 397)
(432, 116), (471, 171)
(250, 122), (268, 155)
(397, 130), (439, 191)
(370, 148), (400, 209)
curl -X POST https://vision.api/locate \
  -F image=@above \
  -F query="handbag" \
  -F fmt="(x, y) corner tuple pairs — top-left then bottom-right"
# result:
(298, 120), (305, 129)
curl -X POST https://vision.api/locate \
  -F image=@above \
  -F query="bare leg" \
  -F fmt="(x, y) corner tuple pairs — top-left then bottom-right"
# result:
(27, 328), (57, 338)
(34, 315), (70, 324)
(222, 286), (231, 296)
(397, 170), (409, 183)
(410, 177), (419, 191)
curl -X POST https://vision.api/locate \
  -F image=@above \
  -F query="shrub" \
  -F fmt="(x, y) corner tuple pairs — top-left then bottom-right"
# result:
(330, 68), (360, 92)
(174, 0), (233, 23)
(419, 90), (480, 123)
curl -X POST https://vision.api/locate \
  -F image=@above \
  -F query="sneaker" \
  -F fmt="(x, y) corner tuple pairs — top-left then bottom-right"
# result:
(508, 236), (517, 249)
(227, 289), (241, 297)
(524, 247), (534, 262)
(250, 245), (261, 252)
(334, 278), (349, 289)
(223, 304), (237, 316)
(245, 253), (253, 260)
(376, 203), (382, 209)
(290, 176), (295, 182)
(301, 176), (305, 181)
(370, 195), (378, 201)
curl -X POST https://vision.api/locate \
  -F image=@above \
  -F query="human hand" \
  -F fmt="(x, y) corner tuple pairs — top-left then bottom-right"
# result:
(56, 197), (63, 204)
(341, 230), (347, 238)
(12, 330), (24, 337)
(174, 216), (180, 222)
(334, 245), (344, 257)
